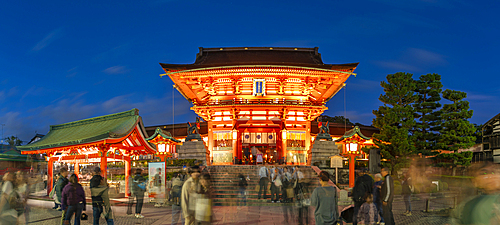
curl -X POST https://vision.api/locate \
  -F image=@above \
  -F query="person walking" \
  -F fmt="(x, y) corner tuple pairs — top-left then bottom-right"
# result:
(172, 173), (183, 206)
(0, 172), (18, 224)
(90, 167), (114, 225)
(15, 171), (30, 224)
(50, 174), (61, 210)
(294, 166), (309, 225)
(132, 169), (146, 218)
(352, 168), (374, 225)
(311, 171), (339, 225)
(61, 174), (86, 225)
(380, 167), (395, 225)
(237, 174), (248, 208)
(126, 169), (135, 216)
(270, 167), (281, 203)
(195, 173), (213, 224)
(257, 165), (269, 199)
(56, 168), (70, 225)
(181, 166), (201, 225)
(401, 172), (413, 216)
(372, 173), (384, 223)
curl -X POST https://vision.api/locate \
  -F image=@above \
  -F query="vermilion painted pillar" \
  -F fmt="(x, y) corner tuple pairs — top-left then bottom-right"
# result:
(101, 154), (107, 179)
(349, 154), (356, 188)
(74, 163), (79, 176)
(47, 157), (54, 196)
(125, 159), (131, 197)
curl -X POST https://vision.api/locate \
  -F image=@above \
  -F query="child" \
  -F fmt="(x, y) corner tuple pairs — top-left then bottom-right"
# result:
(357, 193), (381, 225)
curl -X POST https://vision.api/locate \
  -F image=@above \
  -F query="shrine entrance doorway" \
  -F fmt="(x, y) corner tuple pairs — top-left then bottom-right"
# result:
(241, 143), (278, 164)
(237, 128), (283, 164)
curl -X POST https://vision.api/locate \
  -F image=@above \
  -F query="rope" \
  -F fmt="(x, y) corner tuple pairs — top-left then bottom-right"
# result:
(344, 84), (347, 132)
(173, 85), (175, 138)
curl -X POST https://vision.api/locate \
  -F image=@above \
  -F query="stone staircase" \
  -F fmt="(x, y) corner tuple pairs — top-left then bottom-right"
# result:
(207, 165), (321, 206)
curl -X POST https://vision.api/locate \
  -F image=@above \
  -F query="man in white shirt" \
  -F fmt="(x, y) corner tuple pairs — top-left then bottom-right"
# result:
(257, 166), (269, 199)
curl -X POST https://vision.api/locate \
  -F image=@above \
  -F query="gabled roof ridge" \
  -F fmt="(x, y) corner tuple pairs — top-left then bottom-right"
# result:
(482, 113), (500, 128)
(146, 127), (181, 143)
(51, 109), (139, 131)
(199, 47), (319, 52)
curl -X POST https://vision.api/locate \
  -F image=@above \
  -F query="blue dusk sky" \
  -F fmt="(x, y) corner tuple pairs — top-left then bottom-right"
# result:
(1, 0), (499, 143)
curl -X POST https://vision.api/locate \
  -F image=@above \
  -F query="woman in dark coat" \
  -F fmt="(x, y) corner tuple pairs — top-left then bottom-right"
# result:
(61, 174), (86, 225)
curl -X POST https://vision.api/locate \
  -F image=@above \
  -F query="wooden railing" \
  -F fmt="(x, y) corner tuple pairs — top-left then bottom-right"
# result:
(197, 99), (321, 106)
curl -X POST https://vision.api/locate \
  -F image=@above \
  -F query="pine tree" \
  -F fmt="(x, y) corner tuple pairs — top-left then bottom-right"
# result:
(372, 72), (418, 175)
(438, 89), (476, 175)
(413, 74), (443, 156)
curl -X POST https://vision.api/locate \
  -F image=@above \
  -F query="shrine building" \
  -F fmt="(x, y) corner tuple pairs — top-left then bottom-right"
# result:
(160, 47), (360, 165)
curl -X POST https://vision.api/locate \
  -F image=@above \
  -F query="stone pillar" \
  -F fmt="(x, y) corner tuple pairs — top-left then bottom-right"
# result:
(125, 159), (131, 197)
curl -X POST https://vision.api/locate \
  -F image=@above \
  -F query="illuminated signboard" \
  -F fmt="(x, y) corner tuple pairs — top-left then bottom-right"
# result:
(253, 78), (266, 96)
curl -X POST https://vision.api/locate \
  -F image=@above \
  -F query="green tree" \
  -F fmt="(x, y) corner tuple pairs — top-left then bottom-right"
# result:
(372, 72), (418, 175)
(473, 123), (483, 144)
(438, 89), (476, 175)
(320, 115), (354, 126)
(413, 74), (443, 156)
(4, 136), (23, 146)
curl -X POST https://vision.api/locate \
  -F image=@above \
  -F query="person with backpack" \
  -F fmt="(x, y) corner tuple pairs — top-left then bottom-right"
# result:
(352, 168), (374, 225)
(90, 167), (114, 225)
(61, 174), (86, 225)
(132, 169), (146, 219)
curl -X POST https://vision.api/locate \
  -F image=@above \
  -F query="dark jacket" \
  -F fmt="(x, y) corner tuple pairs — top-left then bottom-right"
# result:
(132, 174), (146, 195)
(373, 180), (383, 204)
(61, 183), (86, 210)
(55, 176), (69, 202)
(381, 174), (394, 203)
(402, 177), (412, 195)
(352, 174), (374, 203)
(90, 175), (104, 204)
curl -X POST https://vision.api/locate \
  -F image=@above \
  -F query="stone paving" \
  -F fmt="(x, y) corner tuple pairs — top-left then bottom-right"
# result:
(26, 196), (453, 225)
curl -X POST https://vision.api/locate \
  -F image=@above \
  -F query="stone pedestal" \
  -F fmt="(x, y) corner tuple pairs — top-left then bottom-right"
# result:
(311, 140), (339, 167)
(178, 140), (209, 165)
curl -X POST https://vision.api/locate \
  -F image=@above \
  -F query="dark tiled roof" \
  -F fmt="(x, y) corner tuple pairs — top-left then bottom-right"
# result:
(160, 47), (359, 71)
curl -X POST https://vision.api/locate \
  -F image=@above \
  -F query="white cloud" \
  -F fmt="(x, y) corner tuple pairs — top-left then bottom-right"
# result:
(31, 28), (63, 52)
(103, 66), (128, 74)
(373, 48), (447, 72)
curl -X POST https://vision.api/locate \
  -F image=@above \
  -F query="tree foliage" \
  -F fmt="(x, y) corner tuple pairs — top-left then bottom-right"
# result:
(320, 115), (354, 125)
(439, 89), (476, 151)
(4, 136), (22, 147)
(372, 72), (418, 174)
(372, 73), (477, 175)
(413, 74), (442, 156)
(435, 151), (473, 168)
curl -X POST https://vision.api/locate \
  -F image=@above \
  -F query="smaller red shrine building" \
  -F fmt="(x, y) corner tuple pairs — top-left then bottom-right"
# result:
(18, 109), (157, 196)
